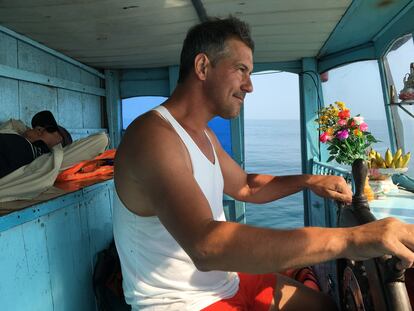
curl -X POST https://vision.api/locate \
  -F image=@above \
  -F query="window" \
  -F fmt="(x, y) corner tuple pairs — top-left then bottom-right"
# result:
(121, 96), (232, 156)
(322, 60), (391, 156)
(244, 71), (302, 229)
(384, 34), (414, 177)
(122, 96), (167, 129)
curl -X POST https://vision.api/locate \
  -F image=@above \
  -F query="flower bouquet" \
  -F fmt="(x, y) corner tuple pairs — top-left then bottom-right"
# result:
(316, 101), (378, 200)
(316, 101), (378, 166)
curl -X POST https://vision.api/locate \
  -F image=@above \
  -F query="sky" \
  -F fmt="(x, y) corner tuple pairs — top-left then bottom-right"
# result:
(244, 36), (413, 121)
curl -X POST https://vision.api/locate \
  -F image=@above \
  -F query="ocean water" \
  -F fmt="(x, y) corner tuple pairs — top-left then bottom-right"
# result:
(244, 119), (391, 229)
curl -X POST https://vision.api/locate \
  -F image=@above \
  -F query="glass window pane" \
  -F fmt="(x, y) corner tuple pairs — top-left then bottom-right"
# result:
(321, 61), (391, 155)
(384, 34), (414, 177)
(122, 97), (233, 156)
(244, 71), (302, 229)
(122, 96), (167, 129)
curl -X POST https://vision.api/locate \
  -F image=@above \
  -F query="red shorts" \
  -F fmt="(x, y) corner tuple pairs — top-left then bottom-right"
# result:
(201, 273), (276, 311)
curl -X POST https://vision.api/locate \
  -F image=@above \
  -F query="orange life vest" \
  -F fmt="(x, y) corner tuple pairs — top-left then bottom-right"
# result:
(56, 149), (116, 182)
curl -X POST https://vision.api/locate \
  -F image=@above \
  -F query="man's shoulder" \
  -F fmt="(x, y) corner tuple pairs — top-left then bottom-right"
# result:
(121, 110), (178, 150)
(116, 110), (189, 173)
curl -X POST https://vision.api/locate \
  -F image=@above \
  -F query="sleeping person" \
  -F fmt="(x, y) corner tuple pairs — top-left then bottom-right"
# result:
(0, 110), (72, 178)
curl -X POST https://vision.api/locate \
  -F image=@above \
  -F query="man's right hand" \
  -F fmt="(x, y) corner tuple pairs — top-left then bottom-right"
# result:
(345, 217), (414, 269)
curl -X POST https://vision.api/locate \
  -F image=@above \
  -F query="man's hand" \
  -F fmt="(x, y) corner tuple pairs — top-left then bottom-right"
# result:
(304, 175), (352, 204)
(346, 217), (414, 270)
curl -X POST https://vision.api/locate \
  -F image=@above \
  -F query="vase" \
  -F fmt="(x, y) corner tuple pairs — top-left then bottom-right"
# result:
(351, 159), (370, 208)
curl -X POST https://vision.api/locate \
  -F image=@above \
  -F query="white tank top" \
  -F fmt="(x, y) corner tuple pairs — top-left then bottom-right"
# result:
(113, 105), (239, 311)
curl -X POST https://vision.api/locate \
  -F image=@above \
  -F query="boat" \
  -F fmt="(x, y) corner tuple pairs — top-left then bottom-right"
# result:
(0, 1), (413, 310)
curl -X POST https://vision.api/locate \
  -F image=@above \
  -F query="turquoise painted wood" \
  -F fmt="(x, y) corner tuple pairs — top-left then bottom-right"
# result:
(120, 68), (170, 98)
(318, 2), (414, 73)
(229, 108), (246, 223)
(0, 181), (114, 311)
(58, 89), (83, 128)
(121, 79), (170, 98)
(373, 2), (414, 57)
(0, 64), (105, 96)
(0, 25), (104, 79)
(319, 0), (412, 60)
(168, 65), (179, 93)
(377, 59), (398, 153)
(299, 58), (321, 225)
(0, 31), (17, 66)
(105, 69), (122, 148)
(318, 43), (376, 74)
(253, 60), (303, 74)
(0, 76), (18, 120)
(0, 24), (106, 142)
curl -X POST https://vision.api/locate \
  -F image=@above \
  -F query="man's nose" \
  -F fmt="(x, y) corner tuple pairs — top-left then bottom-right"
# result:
(242, 75), (253, 93)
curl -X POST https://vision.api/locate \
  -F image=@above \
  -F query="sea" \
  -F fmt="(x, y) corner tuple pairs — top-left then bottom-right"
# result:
(244, 119), (392, 229)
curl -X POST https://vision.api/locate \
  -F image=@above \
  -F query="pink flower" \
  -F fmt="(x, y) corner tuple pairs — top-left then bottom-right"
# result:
(336, 129), (349, 140)
(338, 119), (347, 126)
(353, 116), (364, 125)
(319, 132), (329, 143)
(359, 122), (368, 132)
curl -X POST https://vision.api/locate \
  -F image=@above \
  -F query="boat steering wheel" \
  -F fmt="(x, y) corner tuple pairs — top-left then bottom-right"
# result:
(336, 159), (412, 311)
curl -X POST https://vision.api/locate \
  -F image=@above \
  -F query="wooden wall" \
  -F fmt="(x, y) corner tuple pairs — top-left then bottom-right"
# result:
(0, 26), (106, 141)
(0, 181), (114, 311)
(0, 25), (113, 310)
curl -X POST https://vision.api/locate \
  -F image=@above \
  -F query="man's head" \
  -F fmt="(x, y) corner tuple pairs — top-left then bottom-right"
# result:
(24, 110), (73, 148)
(177, 16), (254, 83)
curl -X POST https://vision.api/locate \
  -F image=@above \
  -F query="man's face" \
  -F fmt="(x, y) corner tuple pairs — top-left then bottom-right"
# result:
(24, 127), (63, 148)
(204, 38), (254, 119)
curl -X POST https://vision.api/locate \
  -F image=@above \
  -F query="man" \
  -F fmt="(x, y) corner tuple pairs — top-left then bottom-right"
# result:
(113, 17), (414, 310)
(0, 110), (72, 178)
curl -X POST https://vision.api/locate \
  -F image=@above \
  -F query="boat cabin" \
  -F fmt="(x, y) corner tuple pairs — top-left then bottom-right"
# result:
(0, 1), (414, 310)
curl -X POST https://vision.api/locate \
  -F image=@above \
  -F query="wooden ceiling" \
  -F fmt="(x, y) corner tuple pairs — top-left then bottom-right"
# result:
(0, 0), (409, 69)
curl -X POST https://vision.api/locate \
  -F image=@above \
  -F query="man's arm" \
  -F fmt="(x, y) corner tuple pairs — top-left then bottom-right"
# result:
(119, 120), (414, 276)
(207, 129), (353, 204)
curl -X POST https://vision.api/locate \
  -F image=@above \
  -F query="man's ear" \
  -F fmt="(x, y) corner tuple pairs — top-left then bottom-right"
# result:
(194, 53), (210, 81)
(35, 127), (45, 136)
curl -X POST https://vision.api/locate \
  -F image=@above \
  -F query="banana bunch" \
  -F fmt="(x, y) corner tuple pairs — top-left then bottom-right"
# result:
(368, 148), (411, 169)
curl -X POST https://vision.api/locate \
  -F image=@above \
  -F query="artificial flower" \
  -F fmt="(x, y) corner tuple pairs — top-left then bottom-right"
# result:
(336, 129), (349, 140)
(319, 132), (329, 143)
(353, 116), (364, 125)
(338, 119), (347, 126)
(338, 109), (350, 119)
(353, 129), (362, 137)
(315, 101), (378, 165)
(359, 122), (368, 132)
(335, 101), (346, 110)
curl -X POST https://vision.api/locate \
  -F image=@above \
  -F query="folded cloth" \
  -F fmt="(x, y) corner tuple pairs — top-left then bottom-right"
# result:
(0, 132), (109, 202)
(0, 119), (29, 135)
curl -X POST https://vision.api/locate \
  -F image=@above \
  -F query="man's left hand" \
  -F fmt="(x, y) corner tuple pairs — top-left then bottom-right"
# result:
(305, 175), (352, 203)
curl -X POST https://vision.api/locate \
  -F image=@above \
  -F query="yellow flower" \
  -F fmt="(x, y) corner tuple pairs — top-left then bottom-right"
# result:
(353, 129), (362, 137)
(327, 127), (334, 136)
(335, 101), (346, 110)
